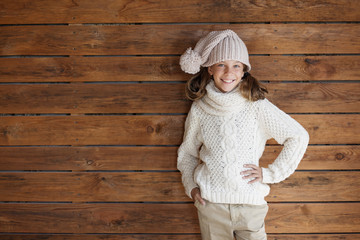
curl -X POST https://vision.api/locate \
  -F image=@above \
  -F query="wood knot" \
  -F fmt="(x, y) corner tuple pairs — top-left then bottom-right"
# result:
(162, 189), (172, 195)
(335, 153), (345, 160)
(160, 62), (175, 75)
(300, 204), (311, 216)
(3, 129), (8, 136)
(147, 125), (162, 133)
(110, 219), (124, 227)
(147, 126), (154, 133)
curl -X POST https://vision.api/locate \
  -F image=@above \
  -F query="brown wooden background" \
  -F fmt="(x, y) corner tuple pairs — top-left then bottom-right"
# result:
(0, 0), (359, 239)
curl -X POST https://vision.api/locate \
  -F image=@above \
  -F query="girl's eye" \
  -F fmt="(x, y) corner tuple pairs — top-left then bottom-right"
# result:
(217, 64), (225, 67)
(234, 65), (240, 68)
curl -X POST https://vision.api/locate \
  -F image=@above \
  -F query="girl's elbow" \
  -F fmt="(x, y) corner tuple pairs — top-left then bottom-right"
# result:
(301, 129), (310, 145)
(291, 128), (309, 147)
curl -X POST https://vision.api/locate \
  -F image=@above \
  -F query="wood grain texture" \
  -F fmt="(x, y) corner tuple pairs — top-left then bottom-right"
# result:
(0, 83), (189, 114)
(0, 172), (358, 202)
(295, 114), (359, 145)
(255, 56), (360, 81)
(1, 24), (359, 55)
(0, 172), (188, 202)
(266, 203), (360, 233)
(0, 235), (202, 240)
(0, 146), (178, 171)
(266, 145), (360, 170)
(0, 0), (359, 238)
(0, 0), (359, 24)
(0, 234), (359, 240)
(0, 56), (186, 83)
(265, 83), (360, 113)
(0, 83), (358, 114)
(0, 115), (185, 146)
(0, 145), (358, 171)
(0, 115), (358, 145)
(0, 203), (359, 233)
(267, 234), (360, 240)
(266, 172), (360, 202)
(1, 56), (358, 83)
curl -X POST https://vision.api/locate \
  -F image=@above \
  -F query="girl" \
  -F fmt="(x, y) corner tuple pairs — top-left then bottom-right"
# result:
(177, 29), (309, 240)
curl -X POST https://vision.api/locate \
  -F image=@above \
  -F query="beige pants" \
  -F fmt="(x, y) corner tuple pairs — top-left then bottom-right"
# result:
(195, 200), (268, 240)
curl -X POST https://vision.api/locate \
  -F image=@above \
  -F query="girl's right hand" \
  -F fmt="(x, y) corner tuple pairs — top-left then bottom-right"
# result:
(191, 187), (206, 206)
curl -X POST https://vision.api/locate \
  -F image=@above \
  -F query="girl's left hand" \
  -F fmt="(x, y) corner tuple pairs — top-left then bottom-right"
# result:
(240, 164), (263, 184)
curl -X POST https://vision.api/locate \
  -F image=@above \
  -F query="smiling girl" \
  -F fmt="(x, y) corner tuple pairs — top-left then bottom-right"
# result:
(209, 60), (244, 92)
(177, 29), (309, 240)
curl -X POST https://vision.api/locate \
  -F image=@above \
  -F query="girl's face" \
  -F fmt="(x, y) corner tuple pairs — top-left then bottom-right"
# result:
(208, 60), (245, 93)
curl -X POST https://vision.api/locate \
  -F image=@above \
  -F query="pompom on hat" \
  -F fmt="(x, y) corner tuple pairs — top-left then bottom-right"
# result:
(180, 29), (251, 74)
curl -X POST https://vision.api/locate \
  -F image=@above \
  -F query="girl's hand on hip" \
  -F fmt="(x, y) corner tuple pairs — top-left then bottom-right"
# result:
(191, 187), (206, 206)
(241, 164), (263, 184)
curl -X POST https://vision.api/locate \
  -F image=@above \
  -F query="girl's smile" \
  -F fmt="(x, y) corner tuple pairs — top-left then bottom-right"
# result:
(208, 60), (244, 93)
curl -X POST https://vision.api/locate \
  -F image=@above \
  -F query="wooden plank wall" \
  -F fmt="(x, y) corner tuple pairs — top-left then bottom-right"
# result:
(0, 0), (359, 239)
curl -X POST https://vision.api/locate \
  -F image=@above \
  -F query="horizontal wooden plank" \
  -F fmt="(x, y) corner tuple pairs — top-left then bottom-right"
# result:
(0, 115), (358, 146)
(0, 172), (188, 202)
(1, 24), (359, 55)
(256, 56), (360, 81)
(0, 172), (358, 202)
(0, 203), (359, 233)
(271, 145), (360, 170)
(0, 83), (189, 114)
(0, 203), (198, 234)
(266, 171), (360, 202)
(1, 0), (359, 24)
(0, 145), (358, 171)
(0, 235), (200, 240)
(0, 146), (178, 171)
(1, 56), (358, 83)
(301, 114), (360, 145)
(0, 115), (185, 146)
(0, 83), (359, 114)
(1, 234), (359, 240)
(0, 56), (186, 83)
(266, 203), (360, 233)
(265, 83), (360, 113)
(269, 234), (360, 240)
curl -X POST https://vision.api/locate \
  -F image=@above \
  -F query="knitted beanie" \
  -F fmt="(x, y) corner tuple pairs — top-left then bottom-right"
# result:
(180, 29), (251, 74)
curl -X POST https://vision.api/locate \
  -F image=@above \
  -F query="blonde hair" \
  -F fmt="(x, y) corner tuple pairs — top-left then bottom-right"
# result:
(185, 66), (267, 101)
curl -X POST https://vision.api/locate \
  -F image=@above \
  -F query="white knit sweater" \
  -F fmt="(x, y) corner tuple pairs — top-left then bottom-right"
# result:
(177, 81), (309, 205)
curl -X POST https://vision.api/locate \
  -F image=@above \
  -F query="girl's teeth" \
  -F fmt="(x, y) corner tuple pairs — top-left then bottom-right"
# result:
(223, 79), (233, 83)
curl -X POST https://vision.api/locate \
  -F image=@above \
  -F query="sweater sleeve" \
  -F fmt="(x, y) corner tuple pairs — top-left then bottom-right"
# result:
(259, 99), (309, 184)
(177, 103), (203, 199)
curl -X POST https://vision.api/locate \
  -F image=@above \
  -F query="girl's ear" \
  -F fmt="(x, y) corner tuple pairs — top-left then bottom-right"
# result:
(207, 66), (213, 76)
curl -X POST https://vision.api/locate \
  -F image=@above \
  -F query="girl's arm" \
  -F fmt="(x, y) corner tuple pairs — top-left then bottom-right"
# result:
(258, 99), (310, 184)
(177, 103), (203, 199)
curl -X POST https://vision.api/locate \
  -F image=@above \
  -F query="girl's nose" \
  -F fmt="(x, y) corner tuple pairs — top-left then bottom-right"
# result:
(225, 66), (232, 74)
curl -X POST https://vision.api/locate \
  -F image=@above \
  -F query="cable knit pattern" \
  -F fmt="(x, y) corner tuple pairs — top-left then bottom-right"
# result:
(177, 81), (309, 205)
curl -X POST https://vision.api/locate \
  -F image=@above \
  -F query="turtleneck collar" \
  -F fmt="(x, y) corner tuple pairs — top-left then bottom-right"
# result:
(197, 80), (248, 115)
